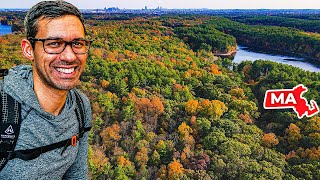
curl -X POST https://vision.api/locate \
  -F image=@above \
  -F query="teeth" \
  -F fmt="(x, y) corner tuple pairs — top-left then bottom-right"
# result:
(56, 67), (75, 74)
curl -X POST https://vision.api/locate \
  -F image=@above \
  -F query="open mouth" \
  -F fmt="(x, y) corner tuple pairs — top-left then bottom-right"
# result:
(56, 67), (76, 74)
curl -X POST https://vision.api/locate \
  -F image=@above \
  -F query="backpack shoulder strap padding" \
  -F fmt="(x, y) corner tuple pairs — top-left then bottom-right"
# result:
(73, 89), (90, 138)
(0, 88), (91, 167)
(0, 88), (21, 171)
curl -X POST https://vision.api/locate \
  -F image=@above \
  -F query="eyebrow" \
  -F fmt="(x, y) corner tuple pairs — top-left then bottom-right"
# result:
(45, 37), (87, 41)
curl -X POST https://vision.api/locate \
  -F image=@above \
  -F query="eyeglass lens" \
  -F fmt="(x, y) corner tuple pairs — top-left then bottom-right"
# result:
(43, 39), (90, 54)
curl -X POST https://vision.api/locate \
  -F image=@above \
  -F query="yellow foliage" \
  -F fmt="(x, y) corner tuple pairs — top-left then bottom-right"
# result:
(198, 99), (227, 118)
(156, 140), (166, 150)
(131, 87), (147, 96)
(200, 99), (211, 109)
(185, 100), (199, 115)
(117, 156), (132, 167)
(229, 88), (245, 99)
(91, 146), (109, 170)
(135, 147), (149, 167)
(212, 100), (227, 117)
(183, 71), (192, 79)
(305, 116), (320, 133)
(178, 122), (193, 138)
(285, 123), (302, 146)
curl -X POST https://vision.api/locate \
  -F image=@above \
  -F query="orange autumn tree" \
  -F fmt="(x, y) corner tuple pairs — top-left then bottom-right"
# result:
(101, 79), (110, 88)
(132, 95), (164, 115)
(262, 133), (279, 148)
(210, 63), (222, 74)
(238, 113), (253, 124)
(134, 147), (149, 167)
(89, 146), (110, 176)
(130, 94), (165, 131)
(117, 156), (133, 167)
(168, 159), (184, 179)
(151, 96), (165, 113)
(285, 123), (302, 148)
(100, 123), (122, 151)
(296, 147), (320, 160)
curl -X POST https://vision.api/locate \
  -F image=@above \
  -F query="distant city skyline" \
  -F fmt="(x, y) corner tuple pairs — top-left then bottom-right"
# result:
(0, 0), (320, 9)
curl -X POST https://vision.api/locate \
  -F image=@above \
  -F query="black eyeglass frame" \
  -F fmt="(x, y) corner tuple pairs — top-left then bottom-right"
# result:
(27, 37), (93, 55)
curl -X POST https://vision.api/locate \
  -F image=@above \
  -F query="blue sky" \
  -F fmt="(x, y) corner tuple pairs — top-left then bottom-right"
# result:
(1, 0), (320, 9)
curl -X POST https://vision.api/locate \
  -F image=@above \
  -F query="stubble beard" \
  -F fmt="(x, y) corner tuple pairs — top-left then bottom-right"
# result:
(34, 62), (80, 91)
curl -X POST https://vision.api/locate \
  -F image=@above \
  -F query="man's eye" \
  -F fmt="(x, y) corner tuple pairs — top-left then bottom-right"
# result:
(72, 41), (85, 48)
(45, 41), (63, 47)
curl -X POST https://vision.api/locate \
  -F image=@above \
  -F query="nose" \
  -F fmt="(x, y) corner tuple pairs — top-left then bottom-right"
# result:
(59, 44), (77, 62)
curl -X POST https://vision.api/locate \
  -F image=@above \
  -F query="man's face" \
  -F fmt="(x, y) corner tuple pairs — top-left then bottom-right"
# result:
(32, 15), (87, 91)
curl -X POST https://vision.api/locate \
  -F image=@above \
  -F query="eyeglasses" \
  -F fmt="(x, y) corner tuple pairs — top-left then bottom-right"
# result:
(27, 37), (93, 54)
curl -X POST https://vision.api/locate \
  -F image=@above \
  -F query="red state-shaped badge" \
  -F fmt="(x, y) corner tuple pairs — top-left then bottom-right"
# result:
(264, 84), (319, 119)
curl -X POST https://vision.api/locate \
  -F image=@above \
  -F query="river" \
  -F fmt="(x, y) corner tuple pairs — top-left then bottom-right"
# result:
(232, 46), (320, 73)
(1, 25), (320, 73)
(0, 24), (12, 36)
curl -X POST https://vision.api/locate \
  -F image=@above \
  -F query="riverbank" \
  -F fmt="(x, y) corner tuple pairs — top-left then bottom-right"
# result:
(213, 49), (237, 57)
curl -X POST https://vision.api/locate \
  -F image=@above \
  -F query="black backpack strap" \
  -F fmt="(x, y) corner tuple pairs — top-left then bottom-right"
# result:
(0, 69), (8, 77)
(4, 90), (91, 161)
(0, 88), (21, 170)
(73, 90), (87, 138)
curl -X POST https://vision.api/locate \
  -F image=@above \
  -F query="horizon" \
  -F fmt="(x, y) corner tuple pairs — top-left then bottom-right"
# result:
(0, 0), (320, 9)
(0, 8), (320, 10)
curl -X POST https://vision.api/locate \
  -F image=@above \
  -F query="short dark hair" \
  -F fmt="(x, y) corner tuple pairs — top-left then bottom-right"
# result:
(24, 0), (86, 38)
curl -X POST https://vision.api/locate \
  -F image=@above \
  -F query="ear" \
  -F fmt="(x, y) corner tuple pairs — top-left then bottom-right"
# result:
(21, 39), (34, 61)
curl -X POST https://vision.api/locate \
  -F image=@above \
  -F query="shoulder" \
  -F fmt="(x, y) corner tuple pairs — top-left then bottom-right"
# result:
(71, 88), (92, 127)
(72, 88), (91, 108)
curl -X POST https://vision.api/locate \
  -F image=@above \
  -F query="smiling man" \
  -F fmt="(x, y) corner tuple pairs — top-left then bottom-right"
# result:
(0, 1), (92, 179)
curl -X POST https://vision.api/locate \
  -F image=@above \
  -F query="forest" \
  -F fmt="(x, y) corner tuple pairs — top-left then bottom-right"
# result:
(0, 13), (320, 180)
(230, 15), (320, 33)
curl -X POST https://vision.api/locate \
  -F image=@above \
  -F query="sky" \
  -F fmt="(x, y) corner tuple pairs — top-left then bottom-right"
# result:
(0, 0), (320, 9)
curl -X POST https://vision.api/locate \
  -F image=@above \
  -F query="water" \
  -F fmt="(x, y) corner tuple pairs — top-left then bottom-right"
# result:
(233, 46), (320, 73)
(0, 24), (12, 36)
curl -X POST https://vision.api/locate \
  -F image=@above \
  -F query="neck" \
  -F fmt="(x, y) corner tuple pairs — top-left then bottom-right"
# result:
(33, 75), (67, 116)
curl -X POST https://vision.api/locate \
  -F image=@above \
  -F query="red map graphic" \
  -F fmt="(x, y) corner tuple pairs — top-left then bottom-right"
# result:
(264, 84), (319, 119)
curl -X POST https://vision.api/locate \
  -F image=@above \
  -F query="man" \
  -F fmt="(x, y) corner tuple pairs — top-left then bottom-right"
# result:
(0, 1), (92, 179)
